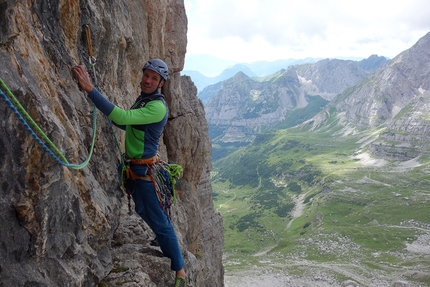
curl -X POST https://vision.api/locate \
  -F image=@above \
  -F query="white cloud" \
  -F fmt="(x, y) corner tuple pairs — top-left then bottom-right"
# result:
(185, 0), (430, 62)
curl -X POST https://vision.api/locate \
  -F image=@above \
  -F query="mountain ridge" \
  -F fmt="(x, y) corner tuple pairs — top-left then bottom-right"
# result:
(204, 55), (388, 154)
(182, 57), (323, 92)
(183, 55), (387, 93)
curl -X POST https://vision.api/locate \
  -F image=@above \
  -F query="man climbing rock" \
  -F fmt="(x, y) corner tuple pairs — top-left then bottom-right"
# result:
(72, 59), (187, 287)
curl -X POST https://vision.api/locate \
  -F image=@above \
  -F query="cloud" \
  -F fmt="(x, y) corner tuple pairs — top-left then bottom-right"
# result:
(185, 0), (430, 62)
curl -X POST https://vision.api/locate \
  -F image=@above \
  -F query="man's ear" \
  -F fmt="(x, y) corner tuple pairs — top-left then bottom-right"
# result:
(158, 80), (165, 89)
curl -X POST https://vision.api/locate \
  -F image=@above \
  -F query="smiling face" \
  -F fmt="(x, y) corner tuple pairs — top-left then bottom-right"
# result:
(140, 68), (164, 94)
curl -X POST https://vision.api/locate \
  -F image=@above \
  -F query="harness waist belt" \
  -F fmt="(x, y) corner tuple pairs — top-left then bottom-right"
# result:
(127, 155), (158, 165)
(124, 167), (152, 182)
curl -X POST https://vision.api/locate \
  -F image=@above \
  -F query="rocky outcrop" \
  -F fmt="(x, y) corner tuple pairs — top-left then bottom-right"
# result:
(0, 1), (223, 286)
(295, 58), (371, 100)
(369, 88), (430, 160)
(302, 32), (430, 160)
(332, 32), (430, 130)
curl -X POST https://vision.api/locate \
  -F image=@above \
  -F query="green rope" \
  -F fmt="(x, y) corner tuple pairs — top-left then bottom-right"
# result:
(166, 163), (183, 204)
(1, 78), (69, 163)
(0, 77), (97, 170)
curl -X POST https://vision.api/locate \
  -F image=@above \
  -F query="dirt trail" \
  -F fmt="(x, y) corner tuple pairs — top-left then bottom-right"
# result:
(286, 193), (306, 229)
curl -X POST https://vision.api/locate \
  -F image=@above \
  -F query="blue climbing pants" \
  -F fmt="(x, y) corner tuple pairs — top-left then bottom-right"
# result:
(130, 165), (184, 271)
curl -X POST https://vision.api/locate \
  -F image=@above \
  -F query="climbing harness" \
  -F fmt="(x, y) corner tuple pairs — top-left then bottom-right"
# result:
(0, 78), (97, 170)
(121, 155), (183, 218)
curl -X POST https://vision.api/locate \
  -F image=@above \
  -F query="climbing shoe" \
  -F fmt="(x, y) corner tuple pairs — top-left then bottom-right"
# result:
(174, 276), (186, 287)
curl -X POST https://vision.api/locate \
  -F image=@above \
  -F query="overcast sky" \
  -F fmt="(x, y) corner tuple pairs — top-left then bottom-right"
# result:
(184, 0), (430, 63)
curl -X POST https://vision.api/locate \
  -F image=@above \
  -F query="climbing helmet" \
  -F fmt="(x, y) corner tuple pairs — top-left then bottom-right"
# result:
(142, 58), (169, 81)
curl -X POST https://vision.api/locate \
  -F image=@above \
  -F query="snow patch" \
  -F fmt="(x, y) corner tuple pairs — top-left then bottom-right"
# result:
(250, 89), (261, 101)
(391, 105), (402, 118)
(354, 152), (387, 167)
(396, 156), (422, 170)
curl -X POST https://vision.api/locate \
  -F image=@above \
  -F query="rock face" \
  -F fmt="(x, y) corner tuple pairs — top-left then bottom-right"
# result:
(0, 1), (223, 286)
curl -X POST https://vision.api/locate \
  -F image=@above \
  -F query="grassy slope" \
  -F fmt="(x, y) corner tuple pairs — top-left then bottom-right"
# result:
(212, 126), (430, 286)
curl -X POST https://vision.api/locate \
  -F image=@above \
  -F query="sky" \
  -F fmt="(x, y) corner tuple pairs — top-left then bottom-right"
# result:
(184, 0), (430, 63)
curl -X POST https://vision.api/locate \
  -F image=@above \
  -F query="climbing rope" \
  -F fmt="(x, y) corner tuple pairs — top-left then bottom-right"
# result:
(83, 24), (122, 155)
(84, 24), (125, 179)
(0, 78), (97, 169)
(0, 25), (127, 171)
(110, 119), (126, 183)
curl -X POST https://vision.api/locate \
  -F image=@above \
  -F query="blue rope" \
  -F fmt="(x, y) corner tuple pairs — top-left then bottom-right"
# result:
(108, 118), (126, 181)
(1, 88), (97, 170)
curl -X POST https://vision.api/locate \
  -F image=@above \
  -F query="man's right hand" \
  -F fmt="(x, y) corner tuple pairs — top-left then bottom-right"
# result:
(72, 65), (94, 93)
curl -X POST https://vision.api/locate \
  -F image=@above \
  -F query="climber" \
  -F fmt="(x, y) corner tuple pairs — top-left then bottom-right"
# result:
(72, 59), (187, 287)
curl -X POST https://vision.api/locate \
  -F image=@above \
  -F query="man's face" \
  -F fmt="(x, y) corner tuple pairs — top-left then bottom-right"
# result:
(141, 69), (164, 93)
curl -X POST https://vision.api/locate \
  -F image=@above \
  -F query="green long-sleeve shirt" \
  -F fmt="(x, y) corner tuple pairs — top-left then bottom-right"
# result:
(88, 88), (168, 159)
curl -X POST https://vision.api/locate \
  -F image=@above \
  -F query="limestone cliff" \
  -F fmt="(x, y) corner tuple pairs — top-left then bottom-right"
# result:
(0, 1), (223, 286)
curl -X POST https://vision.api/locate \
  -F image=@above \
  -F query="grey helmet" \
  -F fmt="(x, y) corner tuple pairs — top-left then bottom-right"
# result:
(142, 58), (168, 81)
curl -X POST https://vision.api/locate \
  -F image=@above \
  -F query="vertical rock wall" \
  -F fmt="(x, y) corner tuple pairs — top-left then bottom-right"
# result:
(0, 0), (223, 286)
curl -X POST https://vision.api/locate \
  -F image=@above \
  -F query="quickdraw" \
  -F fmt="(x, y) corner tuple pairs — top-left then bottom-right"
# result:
(84, 24), (97, 87)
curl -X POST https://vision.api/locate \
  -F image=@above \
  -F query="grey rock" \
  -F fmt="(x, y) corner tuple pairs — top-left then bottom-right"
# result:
(342, 279), (360, 287)
(392, 280), (410, 287)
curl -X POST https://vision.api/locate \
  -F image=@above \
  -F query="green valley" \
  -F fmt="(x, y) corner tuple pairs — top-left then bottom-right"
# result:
(212, 126), (430, 286)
